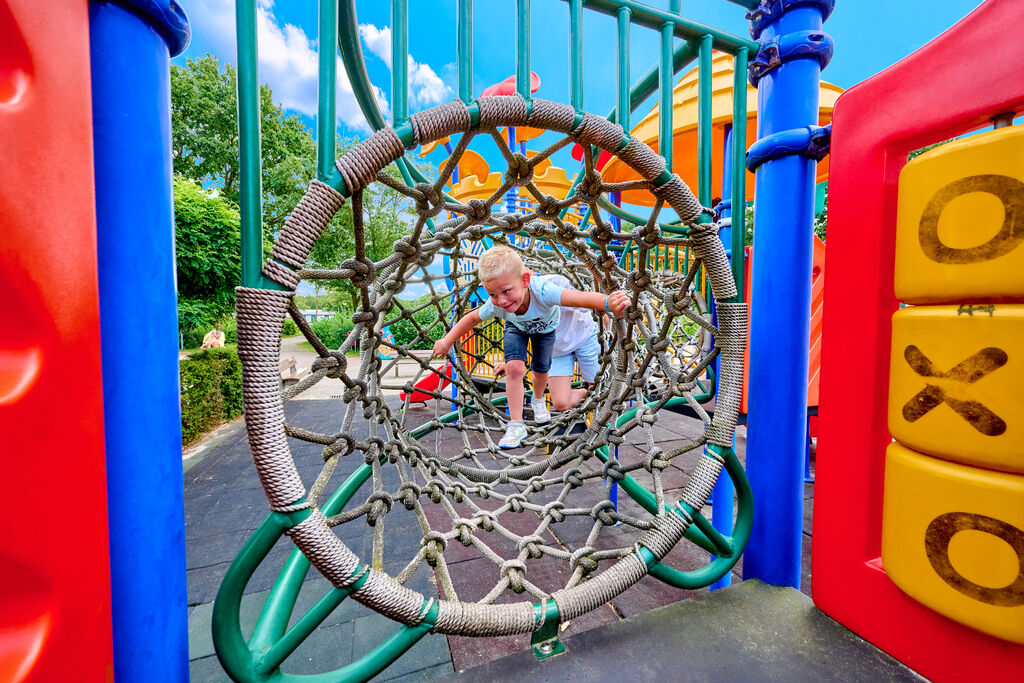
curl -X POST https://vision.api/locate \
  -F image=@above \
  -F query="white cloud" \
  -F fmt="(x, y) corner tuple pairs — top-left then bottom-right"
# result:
(182, 0), (387, 133)
(358, 24), (453, 110)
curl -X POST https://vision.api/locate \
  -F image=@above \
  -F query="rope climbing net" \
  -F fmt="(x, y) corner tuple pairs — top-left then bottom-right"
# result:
(235, 96), (746, 638)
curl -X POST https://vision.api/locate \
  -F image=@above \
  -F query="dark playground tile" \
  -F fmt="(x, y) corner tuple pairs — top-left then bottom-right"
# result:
(187, 529), (253, 570)
(352, 613), (451, 682)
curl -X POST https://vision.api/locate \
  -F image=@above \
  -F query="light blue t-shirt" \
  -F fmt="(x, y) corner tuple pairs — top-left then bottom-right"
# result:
(478, 275), (565, 334)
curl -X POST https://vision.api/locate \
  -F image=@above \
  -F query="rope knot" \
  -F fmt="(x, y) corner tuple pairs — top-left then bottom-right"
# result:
(365, 491), (393, 526)
(421, 532), (446, 566)
(538, 194), (560, 218)
(455, 519), (475, 546)
(601, 459), (626, 482)
(341, 258), (375, 285)
(393, 237), (421, 262)
(579, 171), (602, 201)
(518, 535), (546, 559)
(465, 198), (490, 223)
(506, 493), (528, 513)
(433, 228), (460, 248)
(413, 182), (443, 218)
(644, 447), (669, 472)
(506, 153), (532, 185)
(527, 476), (546, 493)
(351, 311), (376, 325)
(425, 480), (446, 504)
(473, 510), (496, 532)
(562, 469), (585, 488)
(569, 546), (599, 575)
(591, 500), (617, 526)
(501, 213), (524, 235)
(397, 483), (421, 509)
(449, 482), (468, 503)
(541, 501), (566, 523)
(500, 560), (528, 593)
(590, 224), (615, 245)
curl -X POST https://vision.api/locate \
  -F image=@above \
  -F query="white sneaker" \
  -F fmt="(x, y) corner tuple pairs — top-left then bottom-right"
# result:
(531, 399), (551, 424)
(499, 421), (528, 449)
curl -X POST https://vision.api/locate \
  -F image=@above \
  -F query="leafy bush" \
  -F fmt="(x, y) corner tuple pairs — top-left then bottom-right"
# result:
(182, 326), (205, 350)
(310, 314), (356, 349)
(179, 347), (243, 445)
(222, 317), (238, 343)
(282, 318), (299, 337)
(388, 299), (444, 350)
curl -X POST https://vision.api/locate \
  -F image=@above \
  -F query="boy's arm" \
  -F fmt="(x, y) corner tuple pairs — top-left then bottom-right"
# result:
(560, 288), (630, 316)
(432, 309), (483, 358)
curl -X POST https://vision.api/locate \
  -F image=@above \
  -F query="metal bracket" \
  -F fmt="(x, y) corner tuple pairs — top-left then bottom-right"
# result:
(746, 124), (831, 172)
(530, 599), (567, 660)
(746, 0), (836, 40)
(748, 30), (834, 86)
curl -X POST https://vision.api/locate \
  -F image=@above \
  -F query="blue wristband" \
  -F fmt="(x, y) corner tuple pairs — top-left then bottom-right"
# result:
(604, 296), (610, 312)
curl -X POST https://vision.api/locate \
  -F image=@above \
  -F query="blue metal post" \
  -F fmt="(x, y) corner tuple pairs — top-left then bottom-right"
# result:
(89, 0), (190, 678)
(743, 3), (827, 588)
(710, 124), (736, 591)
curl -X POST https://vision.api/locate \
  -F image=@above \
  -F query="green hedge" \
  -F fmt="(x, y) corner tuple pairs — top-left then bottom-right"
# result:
(180, 347), (243, 445)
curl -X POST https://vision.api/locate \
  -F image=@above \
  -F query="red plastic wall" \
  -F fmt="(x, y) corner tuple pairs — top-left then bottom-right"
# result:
(814, 0), (1024, 679)
(0, 1), (115, 681)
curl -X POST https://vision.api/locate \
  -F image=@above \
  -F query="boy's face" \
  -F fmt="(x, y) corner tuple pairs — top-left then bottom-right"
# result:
(482, 270), (530, 315)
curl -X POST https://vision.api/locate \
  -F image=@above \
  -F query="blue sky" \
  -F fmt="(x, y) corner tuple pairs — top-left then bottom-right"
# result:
(176, 0), (985, 140)
(174, 1), (985, 298)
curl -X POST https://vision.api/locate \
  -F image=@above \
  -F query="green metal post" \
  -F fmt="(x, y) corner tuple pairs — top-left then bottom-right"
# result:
(569, 0), (583, 109)
(516, 0), (531, 100)
(697, 33), (713, 206)
(236, 0), (263, 288)
(658, 13), (675, 172)
(616, 6), (630, 134)
(317, 0), (338, 180)
(392, 0), (408, 126)
(731, 48), (748, 297)
(458, 0), (473, 103)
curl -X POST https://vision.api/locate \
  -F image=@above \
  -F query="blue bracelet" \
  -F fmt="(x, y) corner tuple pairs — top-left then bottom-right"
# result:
(604, 296), (610, 312)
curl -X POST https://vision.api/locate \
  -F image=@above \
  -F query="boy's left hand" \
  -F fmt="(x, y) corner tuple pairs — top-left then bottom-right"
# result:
(606, 290), (630, 317)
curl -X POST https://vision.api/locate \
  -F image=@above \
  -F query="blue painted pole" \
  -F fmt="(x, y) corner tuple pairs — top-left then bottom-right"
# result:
(89, 0), (190, 678)
(710, 124), (736, 592)
(743, 4), (825, 588)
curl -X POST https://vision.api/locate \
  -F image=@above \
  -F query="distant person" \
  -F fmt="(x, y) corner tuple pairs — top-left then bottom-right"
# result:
(201, 322), (226, 349)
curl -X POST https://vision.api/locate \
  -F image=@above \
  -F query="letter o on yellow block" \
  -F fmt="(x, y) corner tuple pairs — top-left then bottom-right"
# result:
(882, 443), (1024, 643)
(895, 125), (1024, 303)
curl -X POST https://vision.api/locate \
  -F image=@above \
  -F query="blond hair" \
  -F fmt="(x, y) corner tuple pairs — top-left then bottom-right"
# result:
(477, 245), (525, 281)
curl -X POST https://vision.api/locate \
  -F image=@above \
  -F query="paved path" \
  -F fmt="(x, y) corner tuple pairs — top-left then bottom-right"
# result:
(183, 392), (817, 681)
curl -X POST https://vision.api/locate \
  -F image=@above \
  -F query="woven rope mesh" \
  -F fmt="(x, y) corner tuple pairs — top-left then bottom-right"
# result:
(237, 98), (744, 636)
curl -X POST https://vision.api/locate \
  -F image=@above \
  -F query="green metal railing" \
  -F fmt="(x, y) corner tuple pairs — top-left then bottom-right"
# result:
(222, 1), (757, 679)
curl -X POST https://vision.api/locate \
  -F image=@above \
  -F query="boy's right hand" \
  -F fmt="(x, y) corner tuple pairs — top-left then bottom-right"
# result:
(606, 290), (630, 317)
(432, 338), (452, 359)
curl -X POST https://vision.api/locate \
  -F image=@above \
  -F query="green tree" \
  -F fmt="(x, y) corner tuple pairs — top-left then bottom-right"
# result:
(308, 164), (424, 312)
(170, 54), (319, 233)
(173, 176), (241, 332)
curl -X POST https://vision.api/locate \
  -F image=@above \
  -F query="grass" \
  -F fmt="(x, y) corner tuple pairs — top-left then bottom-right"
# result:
(180, 342), (238, 356)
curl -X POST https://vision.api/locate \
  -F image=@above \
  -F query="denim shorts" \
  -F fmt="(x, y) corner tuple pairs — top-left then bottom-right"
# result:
(549, 332), (601, 382)
(504, 324), (555, 373)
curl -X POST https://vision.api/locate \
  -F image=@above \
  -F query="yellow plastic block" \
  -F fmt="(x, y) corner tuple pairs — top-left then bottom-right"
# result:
(882, 443), (1024, 644)
(895, 125), (1024, 303)
(889, 305), (1023, 473)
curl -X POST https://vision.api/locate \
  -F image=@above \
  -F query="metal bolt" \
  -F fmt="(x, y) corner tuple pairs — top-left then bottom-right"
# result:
(538, 642), (554, 654)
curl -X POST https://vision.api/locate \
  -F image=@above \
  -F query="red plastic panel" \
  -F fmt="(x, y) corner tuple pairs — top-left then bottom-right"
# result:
(0, 1), (114, 681)
(814, 0), (1024, 679)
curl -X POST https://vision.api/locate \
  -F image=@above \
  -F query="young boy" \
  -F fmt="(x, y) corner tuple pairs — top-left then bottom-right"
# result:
(432, 245), (628, 449)
(494, 273), (602, 413)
